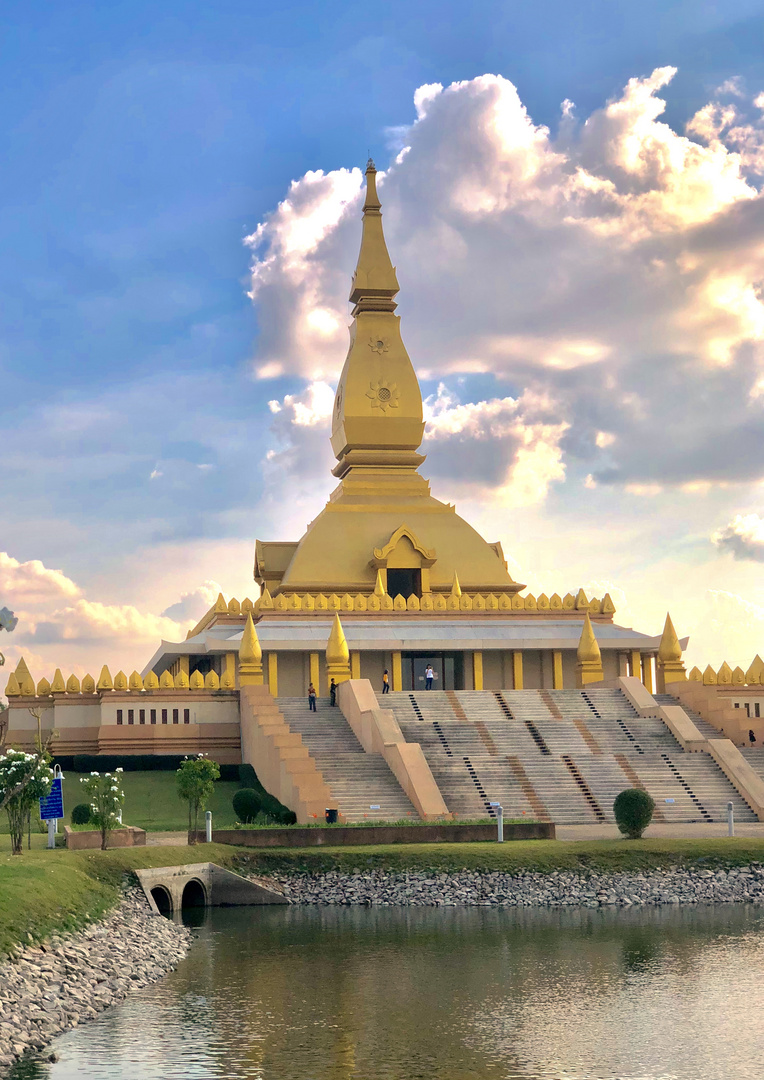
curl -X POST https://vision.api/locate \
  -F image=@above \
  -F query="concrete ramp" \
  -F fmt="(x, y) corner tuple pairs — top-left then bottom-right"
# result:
(135, 862), (287, 915)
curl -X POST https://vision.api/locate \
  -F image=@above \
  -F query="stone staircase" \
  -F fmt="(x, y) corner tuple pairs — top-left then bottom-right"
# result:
(276, 697), (418, 823)
(379, 689), (757, 824)
(654, 693), (722, 740)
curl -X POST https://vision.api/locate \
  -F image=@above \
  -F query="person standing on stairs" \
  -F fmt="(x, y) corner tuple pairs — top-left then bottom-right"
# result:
(330, 678), (337, 706)
(382, 669), (390, 694)
(425, 664), (434, 690)
(308, 683), (317, 712)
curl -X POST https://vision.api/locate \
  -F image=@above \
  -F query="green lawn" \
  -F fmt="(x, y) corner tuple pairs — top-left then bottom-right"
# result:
(0, 771), (242, 834)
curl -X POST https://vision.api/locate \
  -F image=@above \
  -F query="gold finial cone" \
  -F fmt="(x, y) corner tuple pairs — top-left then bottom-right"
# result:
(374, 570), (386, 597)
(326, 613), (350, 666)
(97, 665), (113, 691)
(14, 657), (32, 685)
(5, 671), (20, 697)
(577, 613), (601, 664)
(658, 613), (683, 662)
(746, 654), (764, 684)
(239, 613), (262, 664)
(451, 572), (462, 598)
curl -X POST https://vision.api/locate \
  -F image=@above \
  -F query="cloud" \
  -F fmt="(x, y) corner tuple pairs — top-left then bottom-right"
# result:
(0, 550), (221, 681)
(422, 384), (568, 507)
(712, 513), (764, 561)
(160, 580), (223, 622)
(0, 553), (81, 605)
(246, 68), (764, 497)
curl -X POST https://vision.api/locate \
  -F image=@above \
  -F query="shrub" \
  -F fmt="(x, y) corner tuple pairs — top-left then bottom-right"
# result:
(78, 770), (125, 850)
(71, 803), (92, 825)
(0, 750), (54, 855)
(233, 788), (262, 823)
(614, 788), (655, 839)
(238, 763), (266, 793)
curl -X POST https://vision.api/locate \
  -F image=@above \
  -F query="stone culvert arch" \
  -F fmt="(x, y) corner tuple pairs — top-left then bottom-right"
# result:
(150, 884), (173, 915)
(181, 878), (207, 909)
(136, 863), (287, 916)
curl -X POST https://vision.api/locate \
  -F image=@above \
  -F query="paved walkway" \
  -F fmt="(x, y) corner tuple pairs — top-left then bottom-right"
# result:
(556, 822), (764, 841)
(146, 831), (188, 846)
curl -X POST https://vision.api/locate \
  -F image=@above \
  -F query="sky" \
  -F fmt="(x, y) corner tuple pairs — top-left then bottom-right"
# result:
(1, 0), (764, 684)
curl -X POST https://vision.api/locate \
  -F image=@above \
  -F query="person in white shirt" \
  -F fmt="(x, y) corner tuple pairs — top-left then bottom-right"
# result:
(425, 664), (434, 690)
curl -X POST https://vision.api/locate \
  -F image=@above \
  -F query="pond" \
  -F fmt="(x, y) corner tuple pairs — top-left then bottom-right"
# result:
(11, 903), (764, 1080)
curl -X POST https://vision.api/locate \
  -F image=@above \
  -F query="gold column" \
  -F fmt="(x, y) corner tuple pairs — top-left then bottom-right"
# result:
(267, 653), (278, 697)
(630, 650), (641, 679)
(473, 651), (483, 691)
(225, 652), (236, 687)
(553, 651), (563, 690)
(512, 651), (524, 690)
(179, 655), (189, 676)
(392, 651), (402, 692)
(351, 651), (361, 680)
(641, 653), (653, 693)
(309, 652), (320, 693)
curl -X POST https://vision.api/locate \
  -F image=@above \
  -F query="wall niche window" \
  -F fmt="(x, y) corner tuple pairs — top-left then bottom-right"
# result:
(386, 568), (421, 600)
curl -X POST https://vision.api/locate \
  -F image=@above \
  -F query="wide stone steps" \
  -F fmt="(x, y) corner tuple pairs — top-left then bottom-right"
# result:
(654, 694), (723, 740)
(277, 697), (417, 822)
(379, 689), (757, 824)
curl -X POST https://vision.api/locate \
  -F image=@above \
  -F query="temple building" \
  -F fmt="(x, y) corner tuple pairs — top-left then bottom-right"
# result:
(144, 160), (674, 698)
(4, 162), (764, 827)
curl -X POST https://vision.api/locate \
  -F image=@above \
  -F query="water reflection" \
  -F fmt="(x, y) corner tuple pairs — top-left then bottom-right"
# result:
(13, 904), (764, 1080)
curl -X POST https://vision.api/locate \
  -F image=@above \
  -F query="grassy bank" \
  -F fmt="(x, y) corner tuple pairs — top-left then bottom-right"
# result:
(3, 837), (764, 958)
(0, 843), (239, 956)
(230, 837), (764, 876)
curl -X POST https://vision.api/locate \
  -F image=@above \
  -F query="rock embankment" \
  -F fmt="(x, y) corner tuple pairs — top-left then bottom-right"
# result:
(0, 885), (190, 1075)
(273, 865), (764, 907)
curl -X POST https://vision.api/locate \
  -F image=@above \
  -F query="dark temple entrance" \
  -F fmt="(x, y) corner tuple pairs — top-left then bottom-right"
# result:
(401, 653), (464, 691)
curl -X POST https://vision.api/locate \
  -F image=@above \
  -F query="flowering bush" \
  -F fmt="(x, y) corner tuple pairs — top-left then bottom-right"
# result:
(0, 749), (54, 854)
(176, 754), (220, 842)
(79, 769), (125, 850)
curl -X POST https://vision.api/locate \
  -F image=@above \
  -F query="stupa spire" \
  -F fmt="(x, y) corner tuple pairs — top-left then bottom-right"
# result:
(348, 159), (399, 315)
(331, 160), (425, 478)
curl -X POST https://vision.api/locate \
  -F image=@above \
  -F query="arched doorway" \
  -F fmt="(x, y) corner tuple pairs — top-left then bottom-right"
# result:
(150, 885), (173, 915)
(181, 878), (207, 909)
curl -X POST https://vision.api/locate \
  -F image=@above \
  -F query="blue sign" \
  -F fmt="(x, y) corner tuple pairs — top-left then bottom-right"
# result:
(40, 778), (64, 820)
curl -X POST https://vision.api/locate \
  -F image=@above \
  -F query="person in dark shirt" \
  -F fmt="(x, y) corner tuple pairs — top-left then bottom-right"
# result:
(330, 678), (337, 706)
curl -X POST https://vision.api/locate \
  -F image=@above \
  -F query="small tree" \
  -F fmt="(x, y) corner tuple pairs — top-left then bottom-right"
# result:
(614, 787), (655, 839)
(80, 769), (125, 850)
(177, 755), (220, 842)
(0, 749), (54, 854)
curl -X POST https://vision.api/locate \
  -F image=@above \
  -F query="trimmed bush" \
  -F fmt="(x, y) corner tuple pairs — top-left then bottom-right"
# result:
(238, 763), (266, 793)
(614, 788), (655, 839)
(233, 788), (262, 824)
(70, 803), (92, 826)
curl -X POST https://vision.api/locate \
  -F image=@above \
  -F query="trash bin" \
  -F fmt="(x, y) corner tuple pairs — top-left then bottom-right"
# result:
(325, 808), (338, 824)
